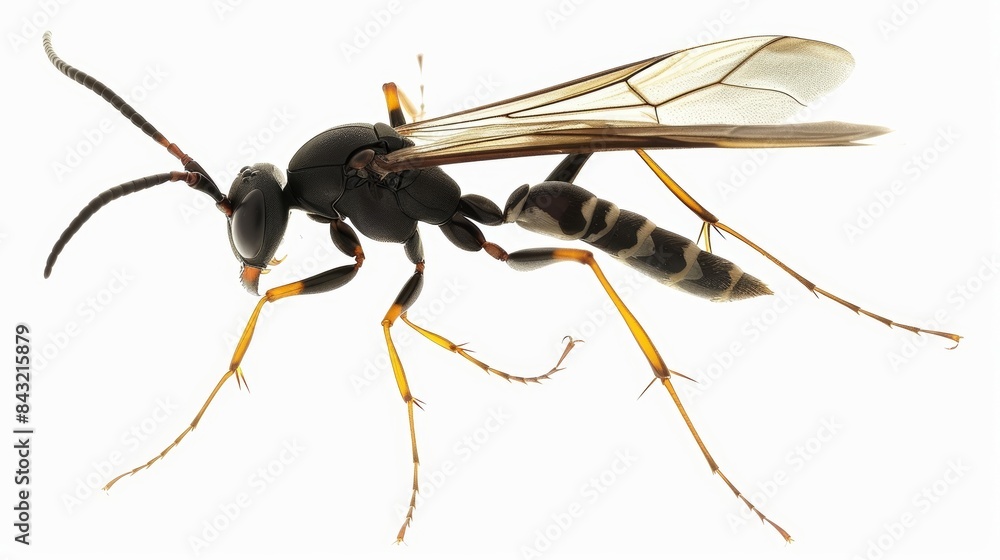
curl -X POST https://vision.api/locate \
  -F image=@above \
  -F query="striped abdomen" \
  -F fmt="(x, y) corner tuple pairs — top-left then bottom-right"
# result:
(504, 182), (770, 302)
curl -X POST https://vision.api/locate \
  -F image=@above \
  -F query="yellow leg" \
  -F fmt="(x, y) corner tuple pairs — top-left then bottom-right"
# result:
(505, 247), (792, 542)
(104, 255), (363, 491)
(104, 281), (306, 490)
(382, 301), (424, 543)
(400, 312), (580, 384)
(635, 149), (961, 347)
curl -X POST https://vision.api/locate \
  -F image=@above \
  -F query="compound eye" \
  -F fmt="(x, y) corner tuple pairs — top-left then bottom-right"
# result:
(231, 189), (265, 260)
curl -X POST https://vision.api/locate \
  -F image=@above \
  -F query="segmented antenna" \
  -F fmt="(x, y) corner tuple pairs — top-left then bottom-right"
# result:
(43, 32), (168, 146)
(44, 172), (203, 278)
(42, 32), (230, 278)
(42, 32), (224, 198)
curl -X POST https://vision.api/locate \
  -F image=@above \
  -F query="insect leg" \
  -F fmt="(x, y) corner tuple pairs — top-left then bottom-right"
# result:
(382, 83), (408, 127)
(382, 54), (426, 126)
(380, 241), (426, 543)
(635, 149), (961, 346)
(103, 220), (365, 491)
(501, 247), (793, 542)
(401, 312), (580, 383)
(545, 153), (594, 183)
(631, 150), (720, 253)
(441, 203), (785, 537)
(433, 209), (583, 382)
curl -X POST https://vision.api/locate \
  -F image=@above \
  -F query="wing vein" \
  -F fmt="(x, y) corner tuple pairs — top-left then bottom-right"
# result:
(663, 81), (807, 113)
(384, 36), (885, 170)
(718, 36), (783, 85)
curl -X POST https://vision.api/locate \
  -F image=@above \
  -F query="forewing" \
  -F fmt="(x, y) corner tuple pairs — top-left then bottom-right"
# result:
(384, 36), (884, 171)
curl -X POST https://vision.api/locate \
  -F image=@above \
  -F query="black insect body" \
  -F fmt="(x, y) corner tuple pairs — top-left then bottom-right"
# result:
(287, 123), (461, 244)
(505, 181), (770, 301)
(274, 121), (764, 302)
(41, 32), (960, 544)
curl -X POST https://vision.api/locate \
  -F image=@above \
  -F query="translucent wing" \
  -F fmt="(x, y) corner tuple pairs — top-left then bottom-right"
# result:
(382, 36), (887, 171)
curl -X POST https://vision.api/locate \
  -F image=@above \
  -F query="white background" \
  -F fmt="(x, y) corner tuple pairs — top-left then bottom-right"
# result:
(3, 0), (998, 558)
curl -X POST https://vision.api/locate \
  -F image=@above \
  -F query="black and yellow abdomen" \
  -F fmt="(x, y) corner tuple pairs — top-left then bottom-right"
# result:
(504, 182), (770, 302)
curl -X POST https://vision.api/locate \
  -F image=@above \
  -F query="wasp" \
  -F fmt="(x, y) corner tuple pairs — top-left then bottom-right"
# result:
(41, 32), (959, 543)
